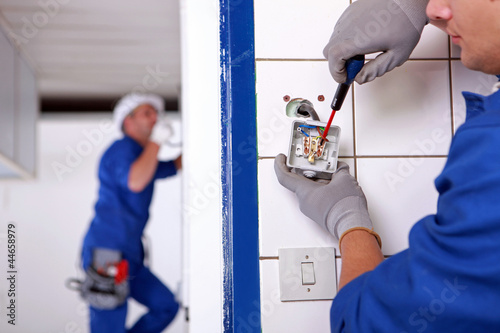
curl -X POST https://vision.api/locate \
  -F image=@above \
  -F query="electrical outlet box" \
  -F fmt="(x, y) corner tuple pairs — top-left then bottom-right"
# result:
(287, 119), (341, 180)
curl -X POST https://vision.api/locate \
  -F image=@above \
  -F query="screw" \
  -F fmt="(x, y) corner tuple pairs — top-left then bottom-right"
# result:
(318, 95), (325, 102)
(305, 255), (309, 259)
(283, 95), (290, 102)
(307, 288), (311, 292)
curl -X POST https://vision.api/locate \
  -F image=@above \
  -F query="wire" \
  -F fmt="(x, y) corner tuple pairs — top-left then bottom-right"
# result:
(300, 129), (309, 137)
(316, 127), (329, 142)
(322, 109), (336, 141)
(299, 124), (326, 129)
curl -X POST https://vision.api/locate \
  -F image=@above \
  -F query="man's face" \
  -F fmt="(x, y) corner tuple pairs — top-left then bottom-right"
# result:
(126, 104), (158, 137)
(427, 0), (500, 75)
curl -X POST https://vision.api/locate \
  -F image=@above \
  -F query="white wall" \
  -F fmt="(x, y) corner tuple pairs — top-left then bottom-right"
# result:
(0, 113), (184, 333)
(180, 0), (224, 331)
(254, 0), (497, 332)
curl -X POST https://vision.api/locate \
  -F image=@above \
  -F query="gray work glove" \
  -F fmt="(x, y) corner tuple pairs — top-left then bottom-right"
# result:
(323, 0), (429, 84)
(274, 154), (380, 246)
(150, 117), (174, 146)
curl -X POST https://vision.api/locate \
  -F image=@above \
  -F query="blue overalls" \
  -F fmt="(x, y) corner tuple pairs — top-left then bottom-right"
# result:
(331, 79), (500, 332)
(81, 135), (179, 333)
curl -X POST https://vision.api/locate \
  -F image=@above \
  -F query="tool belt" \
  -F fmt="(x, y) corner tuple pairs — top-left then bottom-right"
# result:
(66, 249), (129, 310)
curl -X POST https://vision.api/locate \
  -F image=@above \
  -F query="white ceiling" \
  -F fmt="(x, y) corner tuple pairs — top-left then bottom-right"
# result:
(0, 0), (180, 100)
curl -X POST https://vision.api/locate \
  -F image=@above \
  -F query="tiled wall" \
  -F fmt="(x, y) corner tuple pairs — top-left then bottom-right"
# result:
(254, 1), (498, 332)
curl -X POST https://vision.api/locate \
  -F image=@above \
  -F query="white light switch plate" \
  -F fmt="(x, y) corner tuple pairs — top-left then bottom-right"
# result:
(278, 247), (337, 302)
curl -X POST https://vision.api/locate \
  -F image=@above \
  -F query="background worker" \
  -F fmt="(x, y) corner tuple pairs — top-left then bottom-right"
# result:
(276, 0), (500, 331)
(80, 93), (182, 333)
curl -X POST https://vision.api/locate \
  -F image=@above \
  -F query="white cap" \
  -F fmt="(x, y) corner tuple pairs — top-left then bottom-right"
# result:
(113, 93), (164, 132)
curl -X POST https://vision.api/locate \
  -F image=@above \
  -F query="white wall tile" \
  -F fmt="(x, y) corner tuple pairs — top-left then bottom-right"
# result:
(357, 157), (446, 255)
(260, 259), (333, 333)
(254, 0), (349, 59)
(451, 61), (498, 131)
(256, 61), (354, 158)
(335, 0), (448, 61)
(410, 25), (449, 59)
(355, 61), (452, 156)
(259, 158), (355, 257)
(451, 43), (461, 58)
(365, 24), (449, 61)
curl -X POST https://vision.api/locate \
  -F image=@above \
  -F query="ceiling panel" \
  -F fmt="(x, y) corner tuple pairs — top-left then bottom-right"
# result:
(0, 0), (180, 100)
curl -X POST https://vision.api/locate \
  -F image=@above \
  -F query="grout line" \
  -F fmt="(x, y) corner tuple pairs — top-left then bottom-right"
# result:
(280, 299), (337, 303)
(260, 255), (393, 260)
(258, 155), (449, 160)
(335, 255), (392, 259)
(355, 155), (449, 159)
(255, 58), (461, 63)
(256, 58), (325, 62)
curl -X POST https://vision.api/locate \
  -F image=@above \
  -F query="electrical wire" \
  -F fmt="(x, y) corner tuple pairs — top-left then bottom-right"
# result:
(321, 109), (336, 141)
(316, 127), (329, 142)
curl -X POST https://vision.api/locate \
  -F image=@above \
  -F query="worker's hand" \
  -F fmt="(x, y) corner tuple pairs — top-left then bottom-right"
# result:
(150, 117), (173, 146)
(274, 154), (379, 245)
(323, 0), (428, 84)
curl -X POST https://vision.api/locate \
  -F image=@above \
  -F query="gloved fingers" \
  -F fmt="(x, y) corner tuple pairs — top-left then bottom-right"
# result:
(299, 162), (349, 186)
(354, 50), (407, 84)
(151, 119), (174, 145)
(324, 47), (346, 83)
(155, 118), (174, 132)
(335, 161), (350, 174)
(274, 154), (314, 193)
(327, 161), (365, 197)
(324, 42), (360, 84)
(274, 154), (298, 192)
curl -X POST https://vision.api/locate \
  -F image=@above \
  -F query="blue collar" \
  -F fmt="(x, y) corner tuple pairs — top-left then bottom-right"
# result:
(123, 134), (143, 150)
(462, 88), (500, 120)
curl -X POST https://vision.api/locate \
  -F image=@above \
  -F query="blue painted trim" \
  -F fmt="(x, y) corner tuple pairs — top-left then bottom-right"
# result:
(220, 0), (261, 332)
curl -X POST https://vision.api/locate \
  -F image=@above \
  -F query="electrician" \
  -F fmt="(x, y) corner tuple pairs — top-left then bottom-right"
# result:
(80, 93), (181, 333)
(275, 0), (500, 331)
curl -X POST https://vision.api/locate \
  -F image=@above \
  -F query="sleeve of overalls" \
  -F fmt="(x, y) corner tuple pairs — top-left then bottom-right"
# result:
(154, 161), (177, 179)
(101, 143), (138, 190)
(330, 111), (500, 332)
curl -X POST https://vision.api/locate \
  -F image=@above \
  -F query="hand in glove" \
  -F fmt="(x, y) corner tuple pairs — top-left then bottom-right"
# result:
(323, 0), (429, 84)
(274, 154), (381, 246)
(150, 117), (173, 146)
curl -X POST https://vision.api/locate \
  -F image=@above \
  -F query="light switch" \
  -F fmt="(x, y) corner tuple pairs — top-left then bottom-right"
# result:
(301, 262), (315, 285)
(278, 247), (337, 301)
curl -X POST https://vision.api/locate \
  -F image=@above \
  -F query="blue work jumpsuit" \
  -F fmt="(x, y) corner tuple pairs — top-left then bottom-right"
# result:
(81, 135), (179, 333)
(331, 81), (500, 332)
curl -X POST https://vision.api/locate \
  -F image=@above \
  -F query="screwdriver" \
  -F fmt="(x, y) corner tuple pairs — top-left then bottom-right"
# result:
(321, 54), (365, 141)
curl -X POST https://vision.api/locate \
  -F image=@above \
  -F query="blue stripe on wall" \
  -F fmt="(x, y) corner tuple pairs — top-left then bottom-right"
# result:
(220, 0), (261, 332)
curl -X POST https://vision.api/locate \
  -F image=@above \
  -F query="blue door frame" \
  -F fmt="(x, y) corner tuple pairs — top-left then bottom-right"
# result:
(220, 0), (261, 332)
